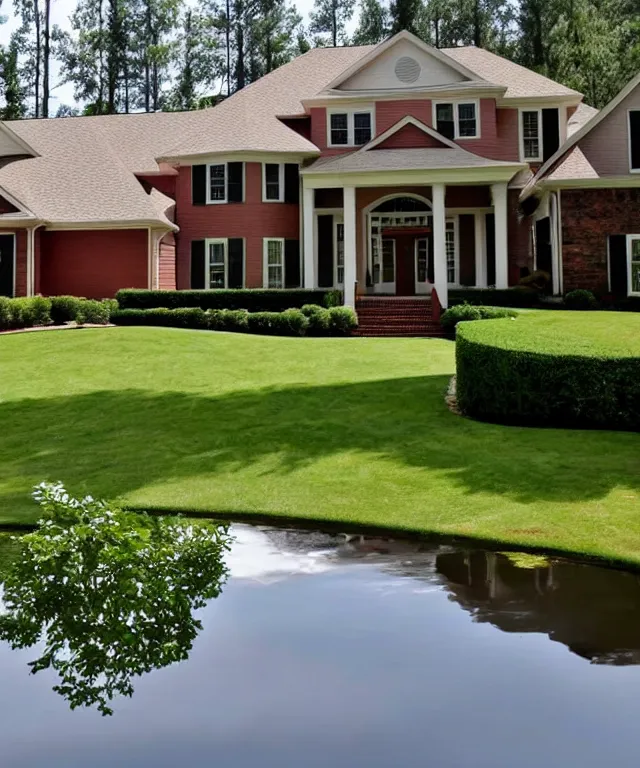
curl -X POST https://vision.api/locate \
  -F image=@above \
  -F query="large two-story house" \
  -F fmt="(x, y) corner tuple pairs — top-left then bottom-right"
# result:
(0, 31), (613, 312)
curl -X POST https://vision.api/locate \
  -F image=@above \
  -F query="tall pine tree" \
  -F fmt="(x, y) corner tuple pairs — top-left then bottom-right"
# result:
(309, 0), (356, 46)
(352, 0), (388, 44)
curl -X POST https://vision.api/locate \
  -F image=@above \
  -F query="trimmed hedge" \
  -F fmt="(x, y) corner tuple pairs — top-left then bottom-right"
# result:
(441, 304), (518, 330)
(116, 289), (340, 312)
(0, 296), (52, 330)
(449, 287), (540, 308)
(50, 296), (114, 325)
(564, 289), (599, 310)
(456, 319), (640, 431)
(111, 305), (357, 337)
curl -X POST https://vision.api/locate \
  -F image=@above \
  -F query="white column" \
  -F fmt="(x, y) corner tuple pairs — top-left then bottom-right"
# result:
(474, 212), (487, 289)
(492, 182), (509, 289)
(302, 184), (315, 289)
(432, 182), (448, 309)
(343, 185), (357, 308)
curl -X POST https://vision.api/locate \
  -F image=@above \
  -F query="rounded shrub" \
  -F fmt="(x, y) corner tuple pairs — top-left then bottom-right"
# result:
(301, 304), (331, 336)
(564, 289), (599, 311)
(328, 306), (358, 336)
(50, 296), (83, 324)
(455, 317), (640, 431)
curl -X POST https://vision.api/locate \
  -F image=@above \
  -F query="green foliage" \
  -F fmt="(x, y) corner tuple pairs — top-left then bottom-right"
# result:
(0, 296), (52, 330)
(116, 289), (333, 312)
(440, 303), (518, 330)
(75, 299), (113, 325)
(207, 308), (250, 332)
(352, 0), (389, 44)
(112, 307), (208, 328)
(309, 0), (356, 46)
(0, 34), (28, 120)
(519, 270), (551, 291)
(247, 308), (308, 336)
(323, 289), (343, 308)
(564, 289), (599, 311)
(456, 317), (640, 430)
(449, 287), (540, 308)
(50, 296), (113, 325)
(301, 304), (331, 335)
(0, 482), (232, 716)
(328, 306), (358, 335)
(50, 295), (82, 324)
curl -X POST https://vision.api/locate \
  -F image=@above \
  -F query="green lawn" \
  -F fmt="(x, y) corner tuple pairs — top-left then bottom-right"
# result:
(1, 323), (639, 564)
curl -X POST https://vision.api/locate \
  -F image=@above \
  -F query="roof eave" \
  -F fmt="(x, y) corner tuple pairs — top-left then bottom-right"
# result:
(157, 148), (321, 164)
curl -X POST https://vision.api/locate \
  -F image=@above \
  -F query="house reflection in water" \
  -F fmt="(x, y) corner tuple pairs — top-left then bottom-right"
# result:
(436, 550), (640, 665)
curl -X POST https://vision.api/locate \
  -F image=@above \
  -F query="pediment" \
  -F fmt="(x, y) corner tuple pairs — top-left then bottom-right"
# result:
(328, 32), (479, 93)
(373, 123), (449, 150)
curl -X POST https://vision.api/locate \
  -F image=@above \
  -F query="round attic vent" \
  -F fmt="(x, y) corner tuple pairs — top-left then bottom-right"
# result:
(395, 56), (421, 84)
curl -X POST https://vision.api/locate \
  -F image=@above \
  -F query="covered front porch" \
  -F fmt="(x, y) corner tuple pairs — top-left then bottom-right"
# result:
(300, 149), (526, 308)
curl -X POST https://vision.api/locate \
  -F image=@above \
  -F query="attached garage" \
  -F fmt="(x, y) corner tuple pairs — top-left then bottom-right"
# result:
(39, 229), (149, 299)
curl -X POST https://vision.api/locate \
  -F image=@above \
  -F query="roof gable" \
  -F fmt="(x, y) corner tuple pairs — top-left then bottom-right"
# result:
(363, 115), (459, 152)
(325, 31), (479, 93)
(0, 123), (38, 158)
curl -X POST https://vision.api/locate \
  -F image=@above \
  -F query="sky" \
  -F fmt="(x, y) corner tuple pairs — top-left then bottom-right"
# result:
(0, 0), (337, 113)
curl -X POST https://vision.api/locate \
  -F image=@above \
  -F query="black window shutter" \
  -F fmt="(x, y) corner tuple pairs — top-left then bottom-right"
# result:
(427, 236), (434, 284)
(228, 238), (244, 288)
(192, 165), (207, 205)
(227, 162), (244, 203)
(485, 213), (496, 286)
(535, 217), (552, 274)
(191, 240), (205, 288)
(284, 239), (301, 288)
(629, 112), (640, 169)
(317, 215), (334, 288)
(542, 109), (560, 162)
(609, 234), (628, 297)
(284, 164), (300, 204)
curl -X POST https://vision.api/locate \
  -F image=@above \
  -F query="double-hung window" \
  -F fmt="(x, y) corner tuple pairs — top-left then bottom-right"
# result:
(208, 239), (227, 288)
(328, 110), (373, 147)
(521, 110), (542, 162)
(264, 238), (285, 289)
(434, 102), (478, 139)
(628, 236), (640, 295)
(209, 164), (226, 202)
(263, 163), (284, 202)
(445, 221), (457, 284)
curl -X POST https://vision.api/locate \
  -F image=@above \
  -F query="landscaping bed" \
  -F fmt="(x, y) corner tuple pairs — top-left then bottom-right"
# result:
(0, 326), (639, 565)
(456, 311), (640, 430)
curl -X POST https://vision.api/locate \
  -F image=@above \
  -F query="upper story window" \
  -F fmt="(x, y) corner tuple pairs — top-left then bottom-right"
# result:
(205, 162), (244, 204)
(629, 110), (640, 172)
(434, 101), (479, 140)
(263, 163), (284, 202)
(520, 110), (542, 162)
(328, 109), (373, 147)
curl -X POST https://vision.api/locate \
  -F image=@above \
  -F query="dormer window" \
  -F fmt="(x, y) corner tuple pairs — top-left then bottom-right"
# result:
(433, 101), (479, 140)
(629, 110), (640, 172)
(328, 109), (374, 147)
(520, 110), (542, 162)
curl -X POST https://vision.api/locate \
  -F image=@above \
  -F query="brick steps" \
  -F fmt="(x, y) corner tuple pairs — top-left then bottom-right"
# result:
(355, 298), (444, 338)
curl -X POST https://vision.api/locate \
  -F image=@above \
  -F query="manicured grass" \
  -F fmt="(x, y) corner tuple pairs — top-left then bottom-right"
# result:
(0, 325), (639, 564)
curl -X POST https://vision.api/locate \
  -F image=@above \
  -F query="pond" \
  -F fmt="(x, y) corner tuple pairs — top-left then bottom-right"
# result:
(2, 522), (640, 767)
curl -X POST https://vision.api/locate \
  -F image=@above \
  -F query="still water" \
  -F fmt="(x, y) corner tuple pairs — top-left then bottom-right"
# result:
(2, 523), (640, 768)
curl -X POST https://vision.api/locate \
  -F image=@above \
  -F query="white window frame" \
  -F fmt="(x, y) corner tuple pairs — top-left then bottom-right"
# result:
(626, 235), (640, 296)
(207, 163), (228, 204)
(263, 237), (285, 289)
(432, 100), (481, 140)
(334, 216), (344, 287)
(327, 108), (375, 148)
(445, 217), (460, 286)
(262, 163), (285, 202)
(519, 108), (543, 162)
(627, 110), (640, 173)
(205, 238), (228, 289)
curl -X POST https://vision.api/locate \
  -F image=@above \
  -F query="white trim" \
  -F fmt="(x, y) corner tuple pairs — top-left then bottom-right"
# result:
(432, 99), (481, 140)
(262, 162), (285, 202)
(0, 231), (17, 297)
(361, 114), (460, 152)
(204, 237), (229, 289)
(446, 216), (460, 285)
(414, 237), (430, 294)
(206, 161), (245, 205)
(160, 150), (318, 165)
(628, 109), (640, 174)
(327, 107), (375, 148)
(263, 237), (286, 289)
(323, 30), (483, 91)
(333, 214), (344, 288)
(519, 108), (542, 162)
(304, 85), (506, 108)
(626, 234), (640, 296)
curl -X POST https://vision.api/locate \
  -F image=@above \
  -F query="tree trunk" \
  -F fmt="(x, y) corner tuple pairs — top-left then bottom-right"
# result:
(42, 0), (50, 117)
(107, 0), (117, 113)
(332, 0), (337, 46)
(474, 0), (481, 48)
(226, 0), (231, 95)
(34, 0), (40, 118)
(145, 0), (152, 111)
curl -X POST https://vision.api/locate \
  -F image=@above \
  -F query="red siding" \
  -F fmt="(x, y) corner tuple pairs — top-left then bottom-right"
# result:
(375, 124), (446, 149)
(507, 189), (533, 282)
(309, 107), (353, 156)
(136, 173), (177, 199)
(33, 228), (42, 295)
(159, 232), (176, 290)
(175, 162), (300, 289)
(40, 229), (148, 298)
(375, 100), (432, 134)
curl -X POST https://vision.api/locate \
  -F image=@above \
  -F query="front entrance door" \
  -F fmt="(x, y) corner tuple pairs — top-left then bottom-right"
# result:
(394, 234), (415, 296)
(0, 234), (15, 297)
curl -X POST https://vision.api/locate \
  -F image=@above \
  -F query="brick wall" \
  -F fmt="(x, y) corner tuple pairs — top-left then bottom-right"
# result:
(175, 162), (300, 289)
(40, 229), (148, 298)
(561, 187), (640, 293)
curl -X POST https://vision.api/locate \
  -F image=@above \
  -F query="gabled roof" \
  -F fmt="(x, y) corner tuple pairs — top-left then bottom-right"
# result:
(323, 31), (481, 91)
(362, 115), (458, 151)
(522, 71), (640, 196)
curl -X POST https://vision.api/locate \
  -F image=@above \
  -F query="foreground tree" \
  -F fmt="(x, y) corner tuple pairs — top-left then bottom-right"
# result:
(352, 0), (389, 44)
(309, 0), (356, 46)
(0, 483), (232, 716)
(0, 33), (28, 119)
